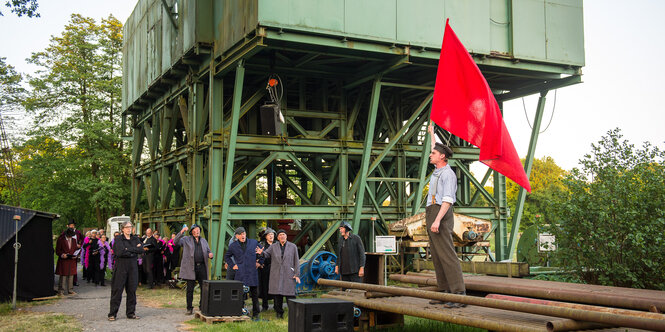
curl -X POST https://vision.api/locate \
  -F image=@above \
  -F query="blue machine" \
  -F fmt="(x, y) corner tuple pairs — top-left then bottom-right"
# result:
(297, 251), (339, 294)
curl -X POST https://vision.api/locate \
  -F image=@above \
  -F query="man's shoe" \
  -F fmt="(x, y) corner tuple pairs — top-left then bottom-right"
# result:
(107, 316), (116, 321)
(276, 313), (284, 319)
(443, 302), (458, 308)
(428, 299), (444, 305)
(186, 309), (193, 315)
(127, 314), (140, 319)
(67, 291), (77, 295)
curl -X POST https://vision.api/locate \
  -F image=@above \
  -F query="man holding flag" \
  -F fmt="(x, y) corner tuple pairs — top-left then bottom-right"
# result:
(425, 124), (466, 308)
(425, 18), (532, 308)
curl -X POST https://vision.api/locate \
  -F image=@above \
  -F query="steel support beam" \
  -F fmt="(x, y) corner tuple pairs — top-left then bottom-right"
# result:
(506, 91), (548, 260)
(351, 77), (382, 232)
(215, 61), (245, 277)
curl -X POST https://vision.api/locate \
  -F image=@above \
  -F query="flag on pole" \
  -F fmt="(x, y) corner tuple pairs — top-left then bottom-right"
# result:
(430, 19), (531, 192)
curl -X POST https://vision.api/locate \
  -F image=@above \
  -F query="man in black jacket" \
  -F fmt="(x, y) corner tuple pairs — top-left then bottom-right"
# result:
(108, 221), (144, 321)
(334, 222), (366, 283)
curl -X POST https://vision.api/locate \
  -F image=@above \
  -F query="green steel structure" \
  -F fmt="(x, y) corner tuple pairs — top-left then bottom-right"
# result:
(122, 0), (584, 277)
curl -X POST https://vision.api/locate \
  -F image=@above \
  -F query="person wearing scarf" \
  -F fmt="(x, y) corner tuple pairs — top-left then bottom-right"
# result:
(165, 232), (179, 280)
(96, 234), (112, 286)
(81, 231), (91, 282)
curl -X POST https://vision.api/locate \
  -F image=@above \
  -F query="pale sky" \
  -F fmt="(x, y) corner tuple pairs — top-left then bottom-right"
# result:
(1, 0), (664, 172)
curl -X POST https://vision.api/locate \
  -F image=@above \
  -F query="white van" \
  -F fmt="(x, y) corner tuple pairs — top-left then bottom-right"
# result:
(106, 215), (131, 238)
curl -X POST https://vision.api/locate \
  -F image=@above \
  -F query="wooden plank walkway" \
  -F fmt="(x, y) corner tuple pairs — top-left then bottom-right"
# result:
(194, 311), (250, 324)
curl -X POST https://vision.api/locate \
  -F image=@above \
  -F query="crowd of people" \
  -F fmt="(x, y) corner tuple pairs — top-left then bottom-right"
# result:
(54, 122), (466, 322)
(54, 219), (369, 321)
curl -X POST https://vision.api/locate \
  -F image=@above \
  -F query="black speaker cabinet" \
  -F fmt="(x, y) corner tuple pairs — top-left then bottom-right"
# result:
(200, 280), (244, 316)
(288, 298), (354, 332)
(260, 103), (283, 136)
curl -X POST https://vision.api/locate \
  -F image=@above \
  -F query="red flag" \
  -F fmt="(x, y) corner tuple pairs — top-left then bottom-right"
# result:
(430, 20), (531, 192)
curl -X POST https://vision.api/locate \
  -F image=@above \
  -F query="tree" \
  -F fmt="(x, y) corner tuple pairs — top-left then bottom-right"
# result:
(1, 0), (39, 17)
(0, 57), (25, 205)
(13, 135), (95, 230)
(549, 128), (665, 290)
(21, 14), (130, 229)
(0, 57), (24, 108)
(506, 156), (567, 231)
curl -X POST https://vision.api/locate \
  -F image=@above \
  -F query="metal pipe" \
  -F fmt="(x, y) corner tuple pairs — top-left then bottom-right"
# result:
(391, 274), (665, 312)
(321, 293), (544, 332)
(366, 286), (438, 299)
(545, 319), (606, 332)
(486, 294), (665, 320)
(318, 279), (665, 331)
(326, 291), (605, 332)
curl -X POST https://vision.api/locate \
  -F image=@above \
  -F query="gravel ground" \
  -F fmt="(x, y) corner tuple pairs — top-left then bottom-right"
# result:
(30, 270), (190, 332)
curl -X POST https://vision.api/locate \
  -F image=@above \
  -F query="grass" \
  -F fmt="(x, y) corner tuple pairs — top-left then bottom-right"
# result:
(136, 283), (190, 308)
(0, 301), (81, 332)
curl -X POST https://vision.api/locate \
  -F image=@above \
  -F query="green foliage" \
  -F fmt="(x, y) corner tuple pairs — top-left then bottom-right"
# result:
(549, 128), (665, 290)
(1, 0), (39, 17)
(0, 57), (25, 108)
(15, 14), (129, 229)
(13, 136), (95, 229)
(0, 57), (25, 205)
(507, 156), (567, 231)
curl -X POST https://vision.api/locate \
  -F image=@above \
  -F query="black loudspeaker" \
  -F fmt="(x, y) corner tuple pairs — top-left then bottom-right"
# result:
(288, 298), (354, 332)
(201, 280), (244, 316)
(260, 103), (283, 136)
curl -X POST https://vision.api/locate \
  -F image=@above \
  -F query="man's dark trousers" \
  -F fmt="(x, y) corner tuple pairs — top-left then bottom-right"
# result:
(143, 254), (154, 287)
(341, 274), (362, 283)
(109, 258), (138, 317)
(273, 294), (294, 316)
(244, 286), (260, 317)
(186, 262), (207, 311)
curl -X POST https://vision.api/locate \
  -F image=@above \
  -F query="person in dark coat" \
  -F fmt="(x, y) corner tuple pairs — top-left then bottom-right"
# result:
(258, 228), (276, 311)
(81, 231), (93, 282)
(88, 231), (102, 285)
(60, 219), (83, 286)
(174, 224), (213, 315)
(56, 228), (80, 295)
(224, 227), (263, 319)
(142, 228), (157, 288)
(224, 236), (238, 280)
(334, 222), (366, 283)
(152, 231), (166, 285)
(256, 229), (300, 319)
(108, 221), (144, 321)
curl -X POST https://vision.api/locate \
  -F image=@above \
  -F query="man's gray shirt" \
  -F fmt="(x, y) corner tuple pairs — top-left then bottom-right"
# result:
(427, 164), (457, 206)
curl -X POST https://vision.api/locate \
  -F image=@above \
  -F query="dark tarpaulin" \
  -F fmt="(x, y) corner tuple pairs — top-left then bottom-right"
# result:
(0, 205), (58, 301)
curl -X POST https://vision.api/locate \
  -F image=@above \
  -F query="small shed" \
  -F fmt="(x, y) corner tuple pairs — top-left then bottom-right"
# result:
(0, 205), (59, 301)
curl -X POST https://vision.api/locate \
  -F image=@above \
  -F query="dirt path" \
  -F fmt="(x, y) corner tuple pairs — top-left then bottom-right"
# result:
(30, 271), (190, 331)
